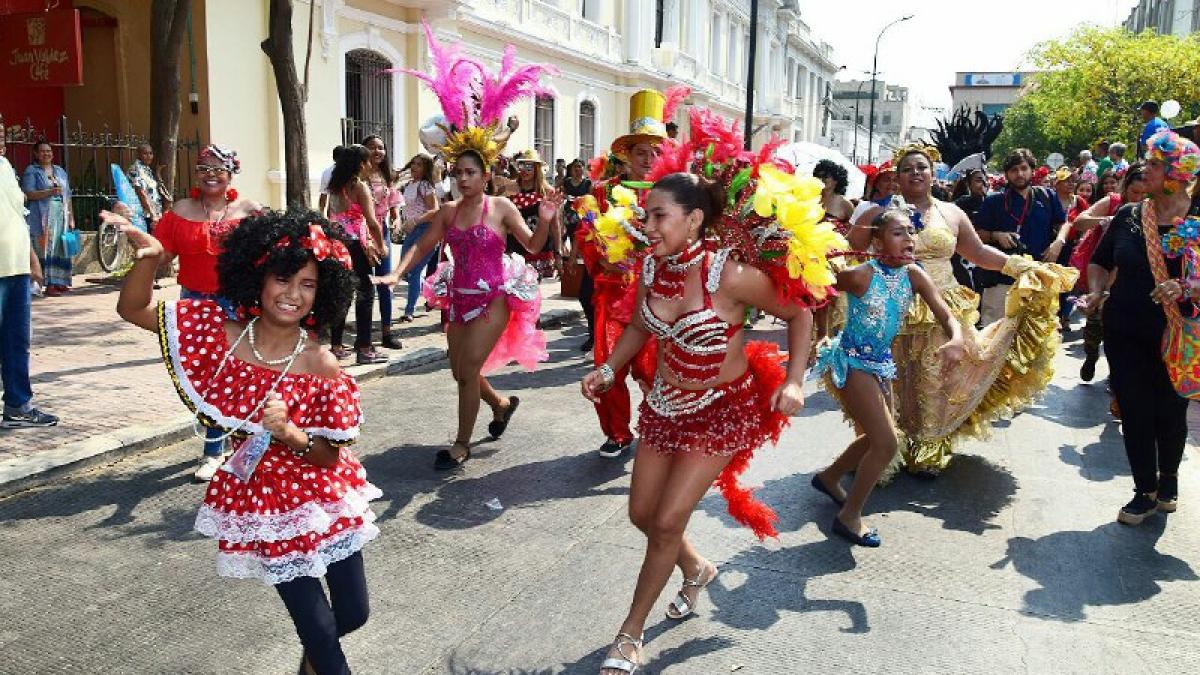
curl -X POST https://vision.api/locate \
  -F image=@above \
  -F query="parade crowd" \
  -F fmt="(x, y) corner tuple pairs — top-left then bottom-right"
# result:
(2, 23), (1199, 675)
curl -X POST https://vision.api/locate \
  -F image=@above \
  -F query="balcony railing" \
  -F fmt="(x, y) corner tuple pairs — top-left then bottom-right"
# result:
(469, 0), (622, 63)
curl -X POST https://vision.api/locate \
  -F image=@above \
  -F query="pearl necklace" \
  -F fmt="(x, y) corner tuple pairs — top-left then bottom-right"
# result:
(247, 317), (307, 365)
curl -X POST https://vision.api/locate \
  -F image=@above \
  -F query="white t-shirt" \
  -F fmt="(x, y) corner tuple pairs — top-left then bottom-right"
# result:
(0, 156), (31, 277)
(318, 165), (334, 194)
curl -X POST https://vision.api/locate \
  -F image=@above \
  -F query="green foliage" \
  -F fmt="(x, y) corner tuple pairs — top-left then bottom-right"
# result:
(992, 26), (1200, 164)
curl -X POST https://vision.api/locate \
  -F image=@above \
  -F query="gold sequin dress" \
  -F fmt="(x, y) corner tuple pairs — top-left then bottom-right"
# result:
(887, 204), (1076, 474)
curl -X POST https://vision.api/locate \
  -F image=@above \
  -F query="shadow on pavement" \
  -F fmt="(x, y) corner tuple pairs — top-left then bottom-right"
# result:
(992, 518), (1197, 621)
(1056, 420), (1128, 482)
(413, 450), (630, 530)
(0, 457), (200, 542)
(870, 454), (1017, 535)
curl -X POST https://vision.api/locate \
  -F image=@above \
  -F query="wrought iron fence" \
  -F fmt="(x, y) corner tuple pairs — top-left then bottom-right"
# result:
(1, 114), (201, 231)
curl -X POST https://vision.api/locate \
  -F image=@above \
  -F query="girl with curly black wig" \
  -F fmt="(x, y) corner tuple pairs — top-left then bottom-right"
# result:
(813, 159), (854, 225)
(109, 207), (379, 675)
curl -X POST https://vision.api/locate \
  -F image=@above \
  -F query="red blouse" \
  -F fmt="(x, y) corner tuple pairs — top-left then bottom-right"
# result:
(156, 210), (244, 294)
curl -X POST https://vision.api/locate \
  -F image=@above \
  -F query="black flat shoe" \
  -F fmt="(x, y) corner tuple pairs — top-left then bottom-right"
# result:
(434, 443), (471, 470)
(1080, 354), (1097, 382)
(579, 337), (594, 352)
(487, 396), (520, 438)
(831, 516), (881, 547)
(811, 473), (845, 507)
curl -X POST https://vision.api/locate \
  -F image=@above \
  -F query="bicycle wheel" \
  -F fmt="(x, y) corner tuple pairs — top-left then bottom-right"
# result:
(97, 219), (127, 272)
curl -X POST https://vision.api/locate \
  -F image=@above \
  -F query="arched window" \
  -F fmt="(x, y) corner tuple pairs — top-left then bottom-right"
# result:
(343, 49), (393, 152)
(534, 95), (556, 165)
(578, 100), (596, 160)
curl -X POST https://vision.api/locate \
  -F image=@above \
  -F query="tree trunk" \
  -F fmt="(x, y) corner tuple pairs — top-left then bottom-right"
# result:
(261, 0), (309, 209)
(149, 0), (191, 199)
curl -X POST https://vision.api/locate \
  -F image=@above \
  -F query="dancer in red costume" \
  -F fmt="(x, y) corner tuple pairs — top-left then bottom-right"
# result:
(581, 107), (842, 674)
(578, 88), (689, 458)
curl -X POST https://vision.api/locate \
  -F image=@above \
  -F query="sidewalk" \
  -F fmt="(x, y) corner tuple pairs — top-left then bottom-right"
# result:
(0, 272), (582, 493)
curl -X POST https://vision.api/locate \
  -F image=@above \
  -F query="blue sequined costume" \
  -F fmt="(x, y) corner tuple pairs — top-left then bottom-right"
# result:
(812, 260), (914, 388)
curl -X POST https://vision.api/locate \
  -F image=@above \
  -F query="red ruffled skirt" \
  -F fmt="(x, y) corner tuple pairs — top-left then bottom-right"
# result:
(636, 341), (789, 539)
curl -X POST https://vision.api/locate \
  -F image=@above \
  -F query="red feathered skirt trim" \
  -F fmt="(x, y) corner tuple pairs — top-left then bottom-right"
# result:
(636, 341), (790, 539)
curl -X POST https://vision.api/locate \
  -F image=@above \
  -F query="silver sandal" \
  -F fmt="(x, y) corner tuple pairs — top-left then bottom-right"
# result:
(599, 632), (643, 674)
(665, 561), (718, 620)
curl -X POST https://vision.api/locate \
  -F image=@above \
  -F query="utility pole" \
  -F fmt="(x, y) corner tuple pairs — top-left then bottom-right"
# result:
(743, 0), (758, 150)
(867, 14), (912, 163)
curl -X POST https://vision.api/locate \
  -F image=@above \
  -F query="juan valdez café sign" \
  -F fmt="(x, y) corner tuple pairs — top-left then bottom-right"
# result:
(0, 10), (82, 87)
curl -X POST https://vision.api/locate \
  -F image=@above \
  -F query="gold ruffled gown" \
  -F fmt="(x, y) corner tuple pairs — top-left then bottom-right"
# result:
(885, 206), (1077, 474)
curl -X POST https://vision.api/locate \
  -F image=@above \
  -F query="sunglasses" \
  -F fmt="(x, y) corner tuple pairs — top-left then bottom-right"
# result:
(516, 161), (538, 169)
(195, 165), (231, 176)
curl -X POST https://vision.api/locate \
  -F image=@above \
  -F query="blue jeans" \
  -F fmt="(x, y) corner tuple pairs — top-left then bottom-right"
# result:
(373, 237), (394, 328)
(0, 274), (33, 411)
(400, 223), (436, 317)
(179, 287), (233, 456)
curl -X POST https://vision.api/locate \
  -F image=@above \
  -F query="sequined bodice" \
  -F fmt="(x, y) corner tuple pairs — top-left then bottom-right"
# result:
(841, 260), (914, 362)
(914, 204), (959, 290)
(445, 198), (504, 294)
(640, 249), (741, 386)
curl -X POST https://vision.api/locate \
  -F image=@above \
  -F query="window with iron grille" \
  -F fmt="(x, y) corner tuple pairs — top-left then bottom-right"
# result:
(343, 49), (394, 153)
(535, 95), (555, 165)
(578, 100), (595, 160)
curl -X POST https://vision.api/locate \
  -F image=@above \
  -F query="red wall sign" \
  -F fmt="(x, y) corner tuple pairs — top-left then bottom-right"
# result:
(0, 10), (83, 87)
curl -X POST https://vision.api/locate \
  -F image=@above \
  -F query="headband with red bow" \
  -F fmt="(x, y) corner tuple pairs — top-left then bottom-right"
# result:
(256, 223), (353, 270)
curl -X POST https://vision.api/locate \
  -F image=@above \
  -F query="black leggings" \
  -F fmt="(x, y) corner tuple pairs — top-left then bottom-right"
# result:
(330, 240), (375, 349)
(274, 551), (369, 675)
(1104, 325), (1189, 494)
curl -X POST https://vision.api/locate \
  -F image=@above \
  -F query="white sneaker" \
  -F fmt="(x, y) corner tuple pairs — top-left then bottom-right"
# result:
(193, 455), (224, 482)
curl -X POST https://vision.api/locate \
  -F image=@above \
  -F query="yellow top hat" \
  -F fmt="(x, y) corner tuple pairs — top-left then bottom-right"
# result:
(611, 89), (668, 159)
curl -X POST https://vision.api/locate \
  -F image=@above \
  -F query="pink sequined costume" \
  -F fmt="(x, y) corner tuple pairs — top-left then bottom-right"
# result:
(422, 196), (548, 374)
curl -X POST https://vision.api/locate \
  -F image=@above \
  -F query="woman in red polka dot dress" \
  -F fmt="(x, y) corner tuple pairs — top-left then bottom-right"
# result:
(109, 206), (378, 675)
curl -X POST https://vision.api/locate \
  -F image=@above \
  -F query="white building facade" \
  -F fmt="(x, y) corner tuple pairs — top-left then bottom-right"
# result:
(205, 1), (840, 206)
(1124, 0), (1200, 36)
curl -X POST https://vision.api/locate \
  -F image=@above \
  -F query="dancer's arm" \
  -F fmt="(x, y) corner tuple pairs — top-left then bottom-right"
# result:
(953, 203), (1011, 272)
(261, 394), (342, 469)
(833, 262), (873, 297)
(581, 284), (652, 402)
(374, 203), (448, 286)
(109, 209), (164, 332)
(848, 205), (882, 251)
(721, 259), (812, 415)
(355, 182), (384, 265)
(1072, 195), (1113, 233)
(500, 192), (564, 253)
(909, 265), (964, 370)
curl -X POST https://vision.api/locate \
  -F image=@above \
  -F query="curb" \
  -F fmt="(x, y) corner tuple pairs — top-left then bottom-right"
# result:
(0, 307), (582, 498)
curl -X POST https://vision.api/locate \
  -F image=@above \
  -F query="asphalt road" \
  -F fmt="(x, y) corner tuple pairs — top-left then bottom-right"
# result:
(1, 320), (1197, 674)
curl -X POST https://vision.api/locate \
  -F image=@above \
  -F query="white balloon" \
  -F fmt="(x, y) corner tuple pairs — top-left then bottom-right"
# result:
(419, 115), (448, 154)
(1162, 99), (1182, 119)
(1045, 152), (1065, 170)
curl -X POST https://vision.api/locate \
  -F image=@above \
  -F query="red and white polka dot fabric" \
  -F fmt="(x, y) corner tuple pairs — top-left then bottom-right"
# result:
(160, 300), (380, 585)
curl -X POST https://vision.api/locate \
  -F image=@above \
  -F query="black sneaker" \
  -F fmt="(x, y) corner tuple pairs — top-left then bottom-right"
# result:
(597, 438), (631, 459)
(1118, 492), (1160, 525)
(1, 407), (58, 429)
(579, 337), (594, 353)
(1080, 354), (1097, 382)
(1158, 475), (1178, 513)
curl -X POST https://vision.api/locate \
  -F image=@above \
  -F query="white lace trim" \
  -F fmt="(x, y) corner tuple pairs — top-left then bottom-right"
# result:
(194, 483), (381, 543)
(163, 300), (359, 443)
(214, 523), (380, 585)
(706, 248), (733, 294)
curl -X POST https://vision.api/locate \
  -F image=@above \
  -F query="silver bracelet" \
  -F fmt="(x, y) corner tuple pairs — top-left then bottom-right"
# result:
(290, 432), (314, 458)
(598, 363), (615, 387)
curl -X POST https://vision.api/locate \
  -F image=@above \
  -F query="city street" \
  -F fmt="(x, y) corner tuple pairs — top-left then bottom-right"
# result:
(1, 318), (1197, 674)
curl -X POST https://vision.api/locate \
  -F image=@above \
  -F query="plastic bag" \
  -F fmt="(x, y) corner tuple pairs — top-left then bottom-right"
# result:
(220, 431), (273, 482)
(61, 229), (81, 257)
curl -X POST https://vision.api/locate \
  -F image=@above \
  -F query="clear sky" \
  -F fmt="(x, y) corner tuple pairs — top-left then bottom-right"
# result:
(796, 0), (1142, 125)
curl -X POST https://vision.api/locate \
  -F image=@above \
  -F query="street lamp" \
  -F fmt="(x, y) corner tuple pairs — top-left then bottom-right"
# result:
(844, 70), (876, 164)
(867, 14), (913, 163)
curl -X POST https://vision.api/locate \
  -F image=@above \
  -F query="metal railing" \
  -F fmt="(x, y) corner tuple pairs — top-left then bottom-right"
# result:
(1, 114), (201, 231)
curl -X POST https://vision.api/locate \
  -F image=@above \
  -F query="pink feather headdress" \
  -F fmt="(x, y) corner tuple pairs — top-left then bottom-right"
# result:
(389, 21), (557, 164)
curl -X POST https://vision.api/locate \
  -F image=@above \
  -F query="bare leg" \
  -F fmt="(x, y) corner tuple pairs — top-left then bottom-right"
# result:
(445, 297), (510, 459)
(478, 375), (508, 418)
(602, 447), (731, 673)
(816, 435), (869, 503)
(832, 370), (898, 536)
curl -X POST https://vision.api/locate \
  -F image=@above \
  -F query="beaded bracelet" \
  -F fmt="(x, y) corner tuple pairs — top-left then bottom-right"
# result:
(598, 363), (615, 388)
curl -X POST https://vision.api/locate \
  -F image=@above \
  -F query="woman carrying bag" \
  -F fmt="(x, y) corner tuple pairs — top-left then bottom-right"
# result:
(1077, 130), (1200, 526)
